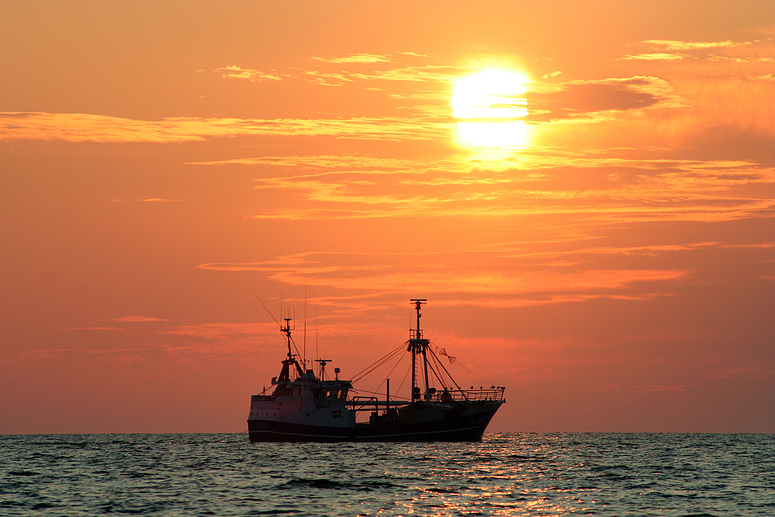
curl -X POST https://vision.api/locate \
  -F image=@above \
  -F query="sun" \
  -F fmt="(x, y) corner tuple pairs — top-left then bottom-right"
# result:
(452, 70), (530, 149)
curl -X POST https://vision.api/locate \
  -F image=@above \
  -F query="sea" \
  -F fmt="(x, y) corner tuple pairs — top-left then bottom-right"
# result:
(1, 433), (773, 516)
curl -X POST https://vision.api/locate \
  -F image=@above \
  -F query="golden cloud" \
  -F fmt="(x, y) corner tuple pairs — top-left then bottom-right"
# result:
(198, 251), (687, 302)
(113, 315), (170, 322)
(0, 112), (450, 143)
(313, 54), (393, 64)
(215, 65), (284, 81)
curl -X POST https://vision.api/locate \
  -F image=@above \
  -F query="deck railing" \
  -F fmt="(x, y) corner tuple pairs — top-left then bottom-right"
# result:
(348, 387), (505, 411)
(446, 387), (505, 403)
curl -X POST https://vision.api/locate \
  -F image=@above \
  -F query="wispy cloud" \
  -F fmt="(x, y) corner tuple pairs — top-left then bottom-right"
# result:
(187, 155), (425, 170)
(215, 65), (284, 81)
(20, 347), (153, 359)
(621, 38), (775, 66)
(621, 53), (689, 61)
(165, 322), (276, 341)
(10, 42), (770, 151)
(0, 112), (451, 143)
(303, 64), (460, 88)
(604, 384), (695, 394)
(114, 315), (169, 322)
(63, 326), (121, 332)
(313, 54), (393, 64)
(644, 40), (739, 51)
(708, 366), (775, 379)
(198, 251), (687, 305)
(190, 151), (774, 224)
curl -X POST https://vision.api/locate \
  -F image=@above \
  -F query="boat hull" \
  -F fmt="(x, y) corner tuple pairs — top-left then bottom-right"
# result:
(247, 401), (501, 442)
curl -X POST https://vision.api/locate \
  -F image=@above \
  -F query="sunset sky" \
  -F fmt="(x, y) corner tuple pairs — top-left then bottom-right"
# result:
(2, 1), (774, 434)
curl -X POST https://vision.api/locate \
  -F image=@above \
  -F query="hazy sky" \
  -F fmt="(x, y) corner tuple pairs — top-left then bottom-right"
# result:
(2, 1), (774, 434)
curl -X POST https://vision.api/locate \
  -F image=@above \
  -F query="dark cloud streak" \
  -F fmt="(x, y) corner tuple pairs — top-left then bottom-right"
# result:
(525, 81), (660, 123)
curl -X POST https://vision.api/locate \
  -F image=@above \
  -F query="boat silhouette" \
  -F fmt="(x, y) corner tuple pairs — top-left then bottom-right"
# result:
(247, 299), (505, 442)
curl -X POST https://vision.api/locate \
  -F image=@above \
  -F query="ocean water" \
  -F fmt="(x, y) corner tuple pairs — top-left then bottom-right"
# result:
(1, 433), (773, 516)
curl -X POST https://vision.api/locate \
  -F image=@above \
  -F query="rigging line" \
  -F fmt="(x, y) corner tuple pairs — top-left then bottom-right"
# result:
(350, 345), (402, 380)
(427, 352), (457, 392)
(351, 387), (408, 400)
(288, 334), (303, 361)
(351, 348), (404, 384)
(430, 343), (496, 385)
(426, 353), (449, 389)
(427, 345), (464, 392)
(256, 294), (305, 360)
(425, 359), (441, 390)
(350, 347), (400, 382)
(431, 351), (456, 387)
(255, 295), (282, 329)
(372, 344), (412, 396)
(394, 361), (411, 398)
(352, 389), (384, 397)
(455, 361), (495, 385)
(350, 344), (406, 383)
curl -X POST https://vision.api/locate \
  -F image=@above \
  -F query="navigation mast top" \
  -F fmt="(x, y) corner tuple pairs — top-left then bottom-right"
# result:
(281, 317), (294, 360)
(409, 298), (427, 341)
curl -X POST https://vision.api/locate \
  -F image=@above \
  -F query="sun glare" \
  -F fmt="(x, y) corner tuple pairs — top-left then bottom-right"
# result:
(452, 70), (530, 150)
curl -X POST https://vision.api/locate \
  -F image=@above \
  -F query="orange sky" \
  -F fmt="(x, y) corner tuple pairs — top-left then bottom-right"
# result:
(2, 1), (774, 434)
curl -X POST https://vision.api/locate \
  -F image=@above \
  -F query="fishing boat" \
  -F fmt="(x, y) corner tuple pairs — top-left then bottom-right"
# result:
(247, 299), (505, 442)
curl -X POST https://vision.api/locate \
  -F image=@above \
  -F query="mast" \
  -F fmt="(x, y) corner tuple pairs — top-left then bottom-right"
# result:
(408, 299), (429, 402)
(282, 316), (293, 360)
(277, 314), (303, 382)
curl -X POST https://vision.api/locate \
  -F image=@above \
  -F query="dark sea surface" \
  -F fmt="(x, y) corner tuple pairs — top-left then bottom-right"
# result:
(1, 433), (773, 516)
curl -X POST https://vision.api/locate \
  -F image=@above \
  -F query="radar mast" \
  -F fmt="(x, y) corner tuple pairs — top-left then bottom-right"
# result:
(408, 298), (430, 402)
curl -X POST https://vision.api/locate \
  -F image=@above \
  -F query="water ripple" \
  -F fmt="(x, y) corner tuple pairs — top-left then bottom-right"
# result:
(0, 433), (773, 516)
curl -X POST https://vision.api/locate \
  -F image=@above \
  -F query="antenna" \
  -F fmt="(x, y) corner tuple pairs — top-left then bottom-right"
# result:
(410, 298), (427, 339)
(256, 294), (303, 362)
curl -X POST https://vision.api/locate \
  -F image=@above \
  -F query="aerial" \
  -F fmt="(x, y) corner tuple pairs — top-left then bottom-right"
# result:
(1, 0), (774, 435)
